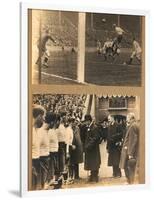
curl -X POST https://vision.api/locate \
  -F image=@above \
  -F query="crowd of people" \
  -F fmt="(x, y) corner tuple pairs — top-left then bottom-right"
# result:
(33, 94), (86, 120)
(41, 20), (77, 47)
(32, 94), (139, 190)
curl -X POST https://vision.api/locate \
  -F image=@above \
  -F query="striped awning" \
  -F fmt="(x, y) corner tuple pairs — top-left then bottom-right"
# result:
(97, 95), (135, 98)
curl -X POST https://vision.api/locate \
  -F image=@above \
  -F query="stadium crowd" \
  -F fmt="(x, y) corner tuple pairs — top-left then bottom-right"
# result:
(33, 94), (86, 120)
(32, 94), (139, 190)
(41, 15), (77, 48)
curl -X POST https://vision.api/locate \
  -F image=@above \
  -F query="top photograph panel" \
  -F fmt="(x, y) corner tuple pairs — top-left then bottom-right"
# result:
(30, 9), (144, 86)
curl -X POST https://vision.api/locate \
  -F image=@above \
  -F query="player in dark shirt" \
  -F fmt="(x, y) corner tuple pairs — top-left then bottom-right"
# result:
(36, 29), (56, 67)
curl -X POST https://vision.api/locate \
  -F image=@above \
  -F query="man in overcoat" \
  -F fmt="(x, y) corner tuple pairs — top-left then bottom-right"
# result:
(119, 113), (139, 184)
(107, 115), (123, 178)
(84, 115), (102, 182)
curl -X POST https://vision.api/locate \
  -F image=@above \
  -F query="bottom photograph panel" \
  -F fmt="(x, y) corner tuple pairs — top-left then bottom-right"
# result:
(30, 94), (143, 190)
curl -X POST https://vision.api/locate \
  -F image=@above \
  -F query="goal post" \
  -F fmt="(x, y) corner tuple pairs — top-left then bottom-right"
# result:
(77, 12), (86, 83)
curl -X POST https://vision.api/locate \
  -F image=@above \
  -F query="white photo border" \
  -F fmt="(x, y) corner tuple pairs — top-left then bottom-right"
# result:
(20, 1), (149, 197)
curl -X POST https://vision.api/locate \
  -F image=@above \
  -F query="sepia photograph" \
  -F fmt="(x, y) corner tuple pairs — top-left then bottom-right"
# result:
(30, 94), (142, 191)
(30, 9), (144, 86)
(19, 0), (148, 197)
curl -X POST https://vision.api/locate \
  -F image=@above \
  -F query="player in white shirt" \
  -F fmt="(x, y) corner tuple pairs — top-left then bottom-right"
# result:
(38, 114), (50, 189)
(113, 24), (126, 44)
(32, 106), (45, 190)
(53, 114), (65, 189)
(47, 113), (59, 187)
(56, 116), (67, 175)
(102, 38), (114, 60)
(65, 120), (74, 156)
(127, 38), (142, 65)
(64, 118), (74, 183)
(96, 40), (102, 55)
(112, 37), (121, 58)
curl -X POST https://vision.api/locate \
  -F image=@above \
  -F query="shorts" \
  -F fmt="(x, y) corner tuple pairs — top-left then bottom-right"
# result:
(131, 51), (141, 60)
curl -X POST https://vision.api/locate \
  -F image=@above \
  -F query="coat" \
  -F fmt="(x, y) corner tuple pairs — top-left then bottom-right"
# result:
(107, 123), (123, 166)
(79, 123), (87, 152)
(119, 121), (139, 169)
(84, 124), (102, 171)
(71, 126), (83, 164)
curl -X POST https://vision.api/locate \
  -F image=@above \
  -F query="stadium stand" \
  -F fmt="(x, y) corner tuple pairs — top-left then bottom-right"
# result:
(40, 11), (140, 48)
(33, 94), (87, 120)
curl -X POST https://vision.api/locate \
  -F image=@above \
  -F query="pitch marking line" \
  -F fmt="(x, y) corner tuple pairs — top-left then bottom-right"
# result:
(35, 70), (89, 85)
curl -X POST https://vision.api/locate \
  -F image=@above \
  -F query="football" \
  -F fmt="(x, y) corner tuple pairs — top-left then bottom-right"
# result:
(117, 48), (121, 54)
(102, 18), (106, 23)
